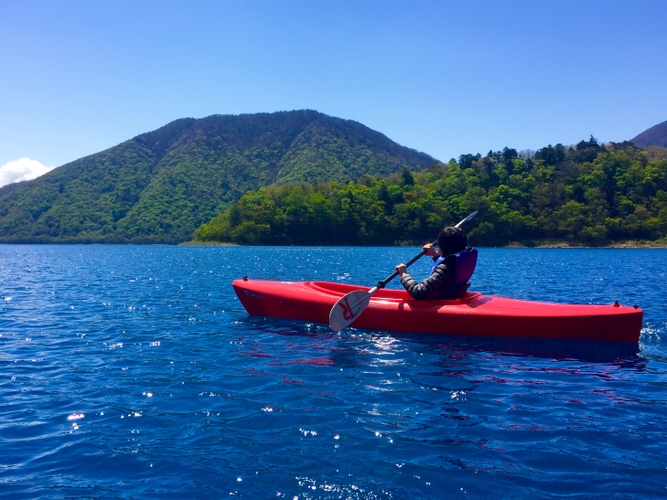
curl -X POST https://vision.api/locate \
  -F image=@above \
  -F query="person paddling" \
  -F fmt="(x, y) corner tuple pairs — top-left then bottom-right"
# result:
(395, 226), (476, 300)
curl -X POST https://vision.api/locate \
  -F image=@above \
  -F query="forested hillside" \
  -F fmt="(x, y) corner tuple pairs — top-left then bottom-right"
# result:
(194, 139), (667, 246)
(0, 110), (436, 243)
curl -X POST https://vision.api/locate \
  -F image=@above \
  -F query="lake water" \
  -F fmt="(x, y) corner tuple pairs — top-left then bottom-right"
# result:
(1, 245), (666, 499)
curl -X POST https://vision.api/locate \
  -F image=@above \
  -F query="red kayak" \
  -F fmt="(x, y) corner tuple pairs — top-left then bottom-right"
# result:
(232, 278), (643, 343)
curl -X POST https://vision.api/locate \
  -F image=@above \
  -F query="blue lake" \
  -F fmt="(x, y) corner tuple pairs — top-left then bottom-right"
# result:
(1, 245), (666, 499)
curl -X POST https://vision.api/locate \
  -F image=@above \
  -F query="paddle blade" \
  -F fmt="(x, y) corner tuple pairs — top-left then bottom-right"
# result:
(329, 290), (372, 332)
(455, 211), (477, 228)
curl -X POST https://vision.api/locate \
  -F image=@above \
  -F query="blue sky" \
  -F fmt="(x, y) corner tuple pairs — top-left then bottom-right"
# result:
(1, 0), (666, 185)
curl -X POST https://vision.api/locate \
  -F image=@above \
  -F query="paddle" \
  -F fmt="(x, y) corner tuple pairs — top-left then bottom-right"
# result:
(329, 211), (478, 331)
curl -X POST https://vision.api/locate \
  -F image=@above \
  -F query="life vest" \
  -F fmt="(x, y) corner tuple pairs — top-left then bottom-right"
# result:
(430, 247), (478, 299)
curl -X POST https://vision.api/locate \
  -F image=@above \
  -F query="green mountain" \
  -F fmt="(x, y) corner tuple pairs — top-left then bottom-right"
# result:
(0, 110), (437, 243)
(631, 119), (667, 149)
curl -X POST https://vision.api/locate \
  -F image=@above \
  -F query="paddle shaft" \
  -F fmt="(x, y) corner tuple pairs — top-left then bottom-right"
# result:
(328, 211), (477, 331)
(370, 244), (433, 293)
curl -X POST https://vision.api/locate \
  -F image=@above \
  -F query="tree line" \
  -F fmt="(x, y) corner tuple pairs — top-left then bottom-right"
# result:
(0, 110), (436, 243)
(194, 139), (667, 246)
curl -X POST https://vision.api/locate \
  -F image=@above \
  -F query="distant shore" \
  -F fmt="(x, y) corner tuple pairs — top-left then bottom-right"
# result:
(506, 240), (667, 249)
(179, 241), (239, 246)
(181, 239), (667, 248)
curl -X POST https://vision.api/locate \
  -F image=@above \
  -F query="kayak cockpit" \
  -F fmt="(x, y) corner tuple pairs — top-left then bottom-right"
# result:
(307, 281), (482, 305)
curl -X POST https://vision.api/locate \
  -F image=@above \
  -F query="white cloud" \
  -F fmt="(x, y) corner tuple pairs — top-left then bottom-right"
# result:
(0, 158), (56, 188)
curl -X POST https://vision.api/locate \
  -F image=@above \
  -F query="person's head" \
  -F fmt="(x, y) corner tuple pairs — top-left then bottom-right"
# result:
(437, 226), (467, 256)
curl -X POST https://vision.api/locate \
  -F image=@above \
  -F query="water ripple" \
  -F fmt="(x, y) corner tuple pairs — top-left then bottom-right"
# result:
(0, 245), (666, 498)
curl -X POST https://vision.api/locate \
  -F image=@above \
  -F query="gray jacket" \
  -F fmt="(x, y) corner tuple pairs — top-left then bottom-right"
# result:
(400, 257), (455, 300)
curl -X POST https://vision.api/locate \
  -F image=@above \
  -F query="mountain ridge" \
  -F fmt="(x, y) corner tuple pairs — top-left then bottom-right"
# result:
(0, 110), (437, 243)
(630, 119), (667, 149)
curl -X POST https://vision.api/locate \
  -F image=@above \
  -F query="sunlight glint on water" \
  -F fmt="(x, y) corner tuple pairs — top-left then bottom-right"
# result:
(0, 245), (665, 498)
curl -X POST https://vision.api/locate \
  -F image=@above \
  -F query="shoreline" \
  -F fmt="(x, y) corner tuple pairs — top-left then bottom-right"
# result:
(1, 239), (664, 248)
(178, 241), (239, 246)
(506, 240), (667, 249)
(181, 240), (667, 249)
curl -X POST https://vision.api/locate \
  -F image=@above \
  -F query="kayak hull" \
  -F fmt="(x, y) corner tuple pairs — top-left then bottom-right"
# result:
(232, 279), (643, 343)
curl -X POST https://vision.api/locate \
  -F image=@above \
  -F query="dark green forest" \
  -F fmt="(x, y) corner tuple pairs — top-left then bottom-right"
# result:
(194, 139), (667, 246)
(0, 111), (435, 243)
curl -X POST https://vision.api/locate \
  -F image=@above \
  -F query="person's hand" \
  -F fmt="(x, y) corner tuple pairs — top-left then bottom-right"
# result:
(395, 263), (407, 276)
(422, 243), (438, 257)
